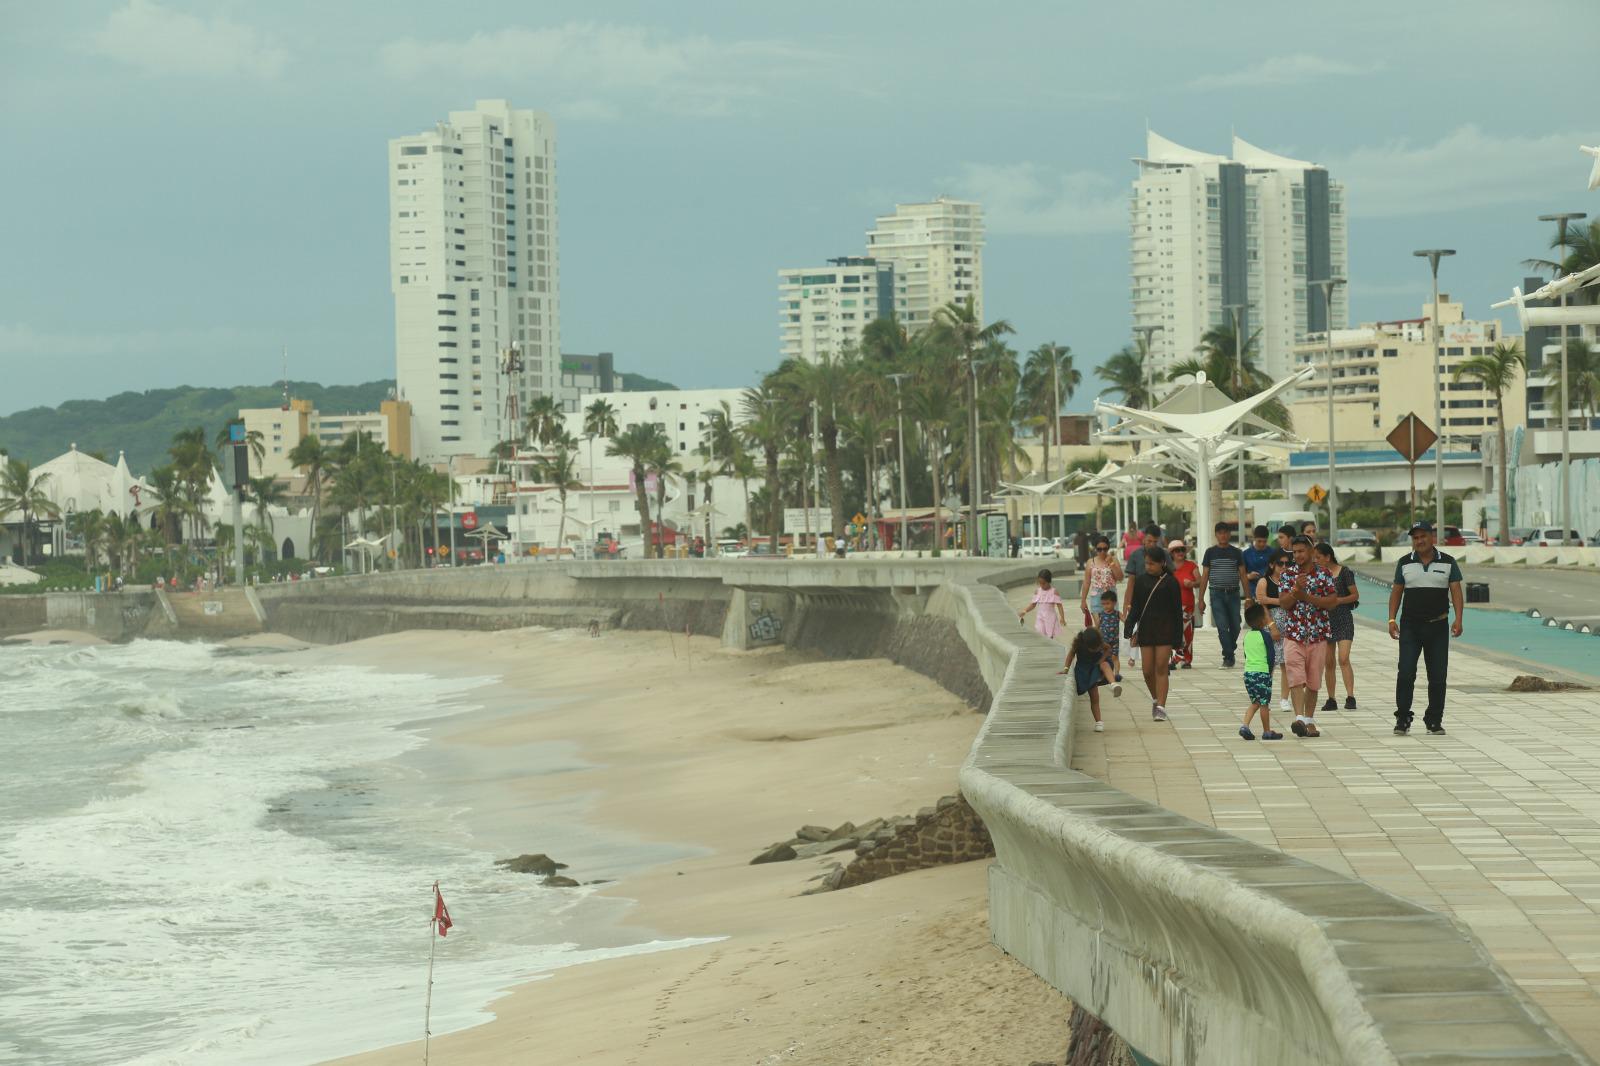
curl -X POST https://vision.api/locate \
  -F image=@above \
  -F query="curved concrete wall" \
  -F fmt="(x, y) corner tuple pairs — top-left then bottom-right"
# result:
(951, 573), (1590, 1066)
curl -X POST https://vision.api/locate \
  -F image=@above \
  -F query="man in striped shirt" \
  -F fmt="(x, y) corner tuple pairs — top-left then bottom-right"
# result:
(1201, 521), (1250, 668)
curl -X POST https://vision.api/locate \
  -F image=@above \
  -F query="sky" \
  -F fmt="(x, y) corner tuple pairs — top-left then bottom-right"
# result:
(1, 0), (1596, 417)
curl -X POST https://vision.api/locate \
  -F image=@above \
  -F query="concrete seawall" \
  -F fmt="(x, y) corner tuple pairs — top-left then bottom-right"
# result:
(4, 559), (1589, 1064)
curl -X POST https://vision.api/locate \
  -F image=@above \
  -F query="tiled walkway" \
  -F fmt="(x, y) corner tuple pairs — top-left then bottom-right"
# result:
(1008, 587), (1600, 1058)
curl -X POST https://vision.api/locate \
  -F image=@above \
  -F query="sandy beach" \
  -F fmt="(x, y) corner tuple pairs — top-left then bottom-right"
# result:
(305, 626), (1070, 1065)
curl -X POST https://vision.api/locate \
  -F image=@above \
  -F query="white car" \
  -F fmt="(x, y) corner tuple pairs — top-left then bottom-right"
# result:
(1017, 537), (1060, 559)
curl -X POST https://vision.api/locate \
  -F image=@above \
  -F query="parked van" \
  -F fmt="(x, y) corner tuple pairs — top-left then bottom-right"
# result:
(1262, 510), (1316, 534)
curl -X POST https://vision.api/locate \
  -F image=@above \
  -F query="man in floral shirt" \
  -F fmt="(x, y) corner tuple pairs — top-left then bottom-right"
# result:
(1277, 535), (1341, 738)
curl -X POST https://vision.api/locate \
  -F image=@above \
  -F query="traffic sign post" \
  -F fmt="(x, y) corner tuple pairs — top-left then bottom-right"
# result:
(1386, 413), (1437, 526)
(1307, 484), (1327, 505)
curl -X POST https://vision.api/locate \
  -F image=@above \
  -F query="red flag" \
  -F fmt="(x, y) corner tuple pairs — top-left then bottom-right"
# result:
(433, 883), (452, 937)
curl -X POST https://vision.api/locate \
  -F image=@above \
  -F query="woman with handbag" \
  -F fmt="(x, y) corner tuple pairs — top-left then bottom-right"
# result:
(1124, 545), (1184, 722)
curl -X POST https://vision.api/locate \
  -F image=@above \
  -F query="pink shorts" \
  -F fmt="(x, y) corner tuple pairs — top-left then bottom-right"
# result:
(1284, 639), (1327, 690)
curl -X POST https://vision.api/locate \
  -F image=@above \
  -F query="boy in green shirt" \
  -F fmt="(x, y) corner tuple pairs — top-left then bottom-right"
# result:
(1238, 602), (1283, 740)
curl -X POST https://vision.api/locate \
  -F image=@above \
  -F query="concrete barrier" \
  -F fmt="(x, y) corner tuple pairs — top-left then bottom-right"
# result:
(951, 571), (1591, 1066)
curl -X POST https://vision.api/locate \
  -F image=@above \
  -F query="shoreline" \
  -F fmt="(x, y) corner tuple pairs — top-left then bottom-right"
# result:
(307, 626), (1070, 1064)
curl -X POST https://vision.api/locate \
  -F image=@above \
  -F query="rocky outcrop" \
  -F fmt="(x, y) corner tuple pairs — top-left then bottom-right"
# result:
(495, 853), (568, 876)
(1064, 1004), (1138, 1066)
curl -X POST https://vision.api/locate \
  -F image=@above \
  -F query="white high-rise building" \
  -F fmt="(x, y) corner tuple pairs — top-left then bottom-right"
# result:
(865, 198), (983, 330)
(390, 99), (560, 462)
(777, 257), (894, 363)
(1131, 132), (1347, 386)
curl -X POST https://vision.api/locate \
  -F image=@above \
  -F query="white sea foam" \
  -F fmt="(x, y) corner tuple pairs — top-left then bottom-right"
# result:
(0, 640), (711, 1065)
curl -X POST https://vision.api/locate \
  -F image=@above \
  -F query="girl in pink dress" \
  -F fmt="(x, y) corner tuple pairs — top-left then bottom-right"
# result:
(1018, 568), (1067, 641)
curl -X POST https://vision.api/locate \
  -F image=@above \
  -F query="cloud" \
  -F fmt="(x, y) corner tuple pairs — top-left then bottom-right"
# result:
(88, 0), (286, 79)
(379, 23), (845, 118)
(950, 163), (1127, 236)
(1188, 54), (1372, 91)
(1328, 125), (1592, 217)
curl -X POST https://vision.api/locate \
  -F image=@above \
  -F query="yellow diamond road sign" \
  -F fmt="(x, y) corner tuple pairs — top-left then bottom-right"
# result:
(852, 512), (868, 528)
(1307, 484), (1327, 504)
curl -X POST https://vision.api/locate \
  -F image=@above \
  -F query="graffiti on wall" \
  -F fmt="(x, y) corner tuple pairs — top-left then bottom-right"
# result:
(747, 595), (784, 645)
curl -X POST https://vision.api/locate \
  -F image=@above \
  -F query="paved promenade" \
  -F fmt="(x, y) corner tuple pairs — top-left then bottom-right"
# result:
(1007, 586), (1600, 1057)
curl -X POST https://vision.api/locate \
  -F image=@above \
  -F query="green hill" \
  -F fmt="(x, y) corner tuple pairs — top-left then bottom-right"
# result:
(0, 374), (679, 473)
(0, 381), (396, 473)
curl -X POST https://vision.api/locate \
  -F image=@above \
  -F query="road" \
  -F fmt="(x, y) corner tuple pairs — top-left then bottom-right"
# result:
(1348, 560), (1600, 620)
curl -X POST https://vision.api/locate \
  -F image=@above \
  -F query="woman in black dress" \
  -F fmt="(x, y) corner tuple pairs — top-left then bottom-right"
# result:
(1125, 545), (1183, 722)
(1315, 542), (1359, 710)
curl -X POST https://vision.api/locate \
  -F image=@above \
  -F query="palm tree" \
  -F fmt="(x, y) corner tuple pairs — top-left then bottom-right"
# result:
(214, 422), (266, 477)
(583, 398), (619, 439)
(933, 296), (1014, 549)
(145, 465), (186, 568)
(1, 459), (59, 565)
(607, 424), (667, 557)
(1096, 346), (1155, 410)
(1453, 340), (1525, 546)
(740, 383), (787, 551)
(534, 436), (584, 552)
(286, 435), (331, 562)
(1525, 220), (1600, 304)
(776, 352), (855, 540)
(70, 508), (108, 572)
(524, 394), (565, 448)
(907, 359), (962, 555)
(1023, 343), (1078, 488)
(246, 476), (289, 553)
(1551, 338), (1600, 424)
(169, 426), (213, 546)
(647, 437), (684, 557)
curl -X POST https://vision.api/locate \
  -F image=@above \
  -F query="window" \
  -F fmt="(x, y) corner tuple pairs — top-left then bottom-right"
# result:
(401, 145), (427, 156)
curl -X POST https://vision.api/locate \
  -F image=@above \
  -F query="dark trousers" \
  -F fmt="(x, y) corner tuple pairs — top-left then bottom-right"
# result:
(1210, 588), (1241, 661)
(1395, 618), (1450, 727)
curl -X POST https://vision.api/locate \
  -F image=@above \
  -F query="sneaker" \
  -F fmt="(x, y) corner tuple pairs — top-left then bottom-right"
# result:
(1111, 683), (1123, 698)
(1304, 723), (1321, 738)
(1279, 697), (1292, 712)
(1394, 720), (1411, 736)
(1320, 698), (1336, 712)
(1344, 696), (1357, 710)
(1093, 721), (1105, 732)
(1114, 673), (1123, 683)
(1426, 723), (1446, 735)
(1153, 706), (1169, 722)
(1261, 730), (1283, 741)
(1238, 725), (1255, 740)
(1223, 657), (1236, 668)
(1291, 719), (1308, 737)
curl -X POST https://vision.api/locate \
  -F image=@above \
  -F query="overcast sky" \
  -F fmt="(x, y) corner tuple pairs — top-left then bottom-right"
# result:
(2, 0), (1595, 416)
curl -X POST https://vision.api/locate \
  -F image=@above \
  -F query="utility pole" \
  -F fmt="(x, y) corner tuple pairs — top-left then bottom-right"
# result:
(811, 399), (821, 551)
(1313, 277), (1347, 536)
(968, 355), (983, 555)
(1133, 324), (1163, 526)
(1224, 303), (1247, 534)
(1538, 212), (1586, 546)
(1414, 249), (1456, 535)
(888, 372), (910, 557)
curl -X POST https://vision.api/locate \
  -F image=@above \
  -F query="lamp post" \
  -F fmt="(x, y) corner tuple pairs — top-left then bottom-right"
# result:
(1133, 324), (1164, 529)
(1538, 212), (1586, 546)
(1312, 277), (1347, 536)
(1413, 250), (1456, 535)
(700, 408), (720, 556)
(967, 355), (983, 555)
(1223, 303), (1247, 534)
(810, 398), (821, 551)
(888, 372), (910, 557)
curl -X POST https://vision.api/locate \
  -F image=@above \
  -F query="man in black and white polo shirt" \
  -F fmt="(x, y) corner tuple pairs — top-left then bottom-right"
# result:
(1386, 521), (1465, 735)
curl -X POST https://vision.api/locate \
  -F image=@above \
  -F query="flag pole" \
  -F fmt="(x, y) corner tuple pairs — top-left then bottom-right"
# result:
(424, 885), (437, 1066)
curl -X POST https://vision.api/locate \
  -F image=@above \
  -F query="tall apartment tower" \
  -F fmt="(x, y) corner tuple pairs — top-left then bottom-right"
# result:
(865, 198), (984, 331)
(389, 99), (560, 461)
(1130, 132), (1347, 386)
(777, 257), (895, 363)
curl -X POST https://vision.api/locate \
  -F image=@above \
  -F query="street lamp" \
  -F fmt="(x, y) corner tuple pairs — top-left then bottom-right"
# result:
(700, 407), (721, 556)
(1538, 212), (1586, 546)
(1133, 324), (1164, 409)
(888, 372), (911, 557)
(1312, 277), (1347, 536)
(1223, 303), (1247, 534)
(1414, 249), (1456, 534)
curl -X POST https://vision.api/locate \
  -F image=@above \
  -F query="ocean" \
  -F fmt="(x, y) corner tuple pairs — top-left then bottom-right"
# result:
(0, 638), (704, 1065)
